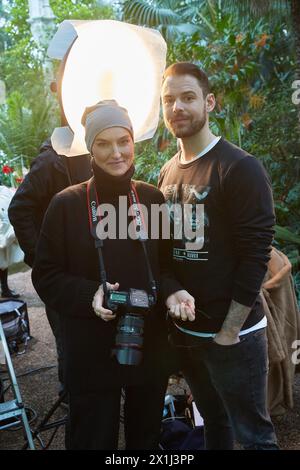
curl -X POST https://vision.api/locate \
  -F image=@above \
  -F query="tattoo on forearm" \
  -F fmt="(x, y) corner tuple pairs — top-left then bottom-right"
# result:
(221, 299), (252, 336)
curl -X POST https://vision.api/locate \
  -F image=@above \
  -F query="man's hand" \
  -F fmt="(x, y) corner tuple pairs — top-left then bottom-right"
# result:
(92, 282), (119, 321)
(213, 331), (240, 346)
(166, 290), (195, 321)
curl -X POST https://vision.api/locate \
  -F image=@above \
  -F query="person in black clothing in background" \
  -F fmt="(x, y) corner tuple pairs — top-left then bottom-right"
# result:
(158, 62), (279, 450)
(32, 100), (191, 450)
(0, 268), (19, 298)
(8, 141), (92, 397)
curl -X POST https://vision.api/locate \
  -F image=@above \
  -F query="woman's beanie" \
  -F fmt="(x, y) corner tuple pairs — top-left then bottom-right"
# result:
(81, 99), (134, 152)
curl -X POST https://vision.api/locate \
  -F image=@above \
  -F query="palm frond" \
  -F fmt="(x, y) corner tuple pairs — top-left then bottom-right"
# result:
(275, 225), (300, 245)
(122, 0), (181, 26)
(221, 0), (290, 19)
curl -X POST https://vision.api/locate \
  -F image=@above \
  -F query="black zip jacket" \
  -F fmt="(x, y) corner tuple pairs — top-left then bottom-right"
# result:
(8, 140), (92, 266)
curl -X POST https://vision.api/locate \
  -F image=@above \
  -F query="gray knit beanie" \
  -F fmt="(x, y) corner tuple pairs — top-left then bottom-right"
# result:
(81, 99), (134, 152)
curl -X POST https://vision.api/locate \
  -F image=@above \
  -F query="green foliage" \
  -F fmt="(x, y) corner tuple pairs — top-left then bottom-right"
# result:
(134, 139), (177, 185)
(243, 81), (300, 227)
(1, 1), (43, 98)
(0, 0), (9, 53)
(4, 0), (31, 42)
(122, 0), (181, 26)
(2, 44), (45, 104)
(221, 0), (291, 21)
(275, 226), (300, 247)
(0, 91), (56, 166)
(122, 0), (199, 40)
(50, 0), (115, 22)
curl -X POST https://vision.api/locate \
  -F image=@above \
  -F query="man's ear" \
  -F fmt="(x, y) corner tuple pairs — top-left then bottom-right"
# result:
(206, 93), (216, 113)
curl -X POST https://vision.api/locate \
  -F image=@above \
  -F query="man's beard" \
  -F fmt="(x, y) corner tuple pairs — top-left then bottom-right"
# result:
(168, 112), (207, 138)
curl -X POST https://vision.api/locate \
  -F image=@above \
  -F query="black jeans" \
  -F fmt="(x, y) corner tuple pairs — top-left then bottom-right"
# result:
(175, 329), (278, 450)
(66, 378), (168, 450)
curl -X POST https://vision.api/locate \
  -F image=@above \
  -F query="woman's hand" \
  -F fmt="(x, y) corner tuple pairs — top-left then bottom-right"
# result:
(92, 282), (119, 321)
(166, 290), (195, 321)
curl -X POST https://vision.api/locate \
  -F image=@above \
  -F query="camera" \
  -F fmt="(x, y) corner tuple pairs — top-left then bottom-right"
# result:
(106, 288), (156, 366)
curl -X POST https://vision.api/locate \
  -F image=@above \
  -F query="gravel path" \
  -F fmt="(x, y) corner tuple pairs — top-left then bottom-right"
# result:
(0, 268), (299, 450)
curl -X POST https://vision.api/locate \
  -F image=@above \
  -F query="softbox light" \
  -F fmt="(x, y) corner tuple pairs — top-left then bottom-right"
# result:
(47, 20), (167, 156)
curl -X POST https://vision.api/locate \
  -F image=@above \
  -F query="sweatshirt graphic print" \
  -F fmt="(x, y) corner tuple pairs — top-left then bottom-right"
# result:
(163, 183), (210, 262)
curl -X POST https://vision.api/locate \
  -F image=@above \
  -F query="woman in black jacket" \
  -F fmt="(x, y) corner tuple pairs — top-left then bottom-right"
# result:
(32, 100), (194, 450)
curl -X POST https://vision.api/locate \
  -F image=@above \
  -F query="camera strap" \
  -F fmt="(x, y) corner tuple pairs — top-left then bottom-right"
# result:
(86, 177), (157, 303)
(128, 184), (148, 241)
(86, 177), (109, 297)
(128, 186), (157, 302)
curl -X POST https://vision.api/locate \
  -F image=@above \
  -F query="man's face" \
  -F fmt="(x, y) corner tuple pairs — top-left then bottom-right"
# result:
(161, 74), (213, 138)
(92, 127), (134, 177)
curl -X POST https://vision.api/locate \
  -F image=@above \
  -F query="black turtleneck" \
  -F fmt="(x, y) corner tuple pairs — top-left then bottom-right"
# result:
(92, 158), (135, 197)
(32, 166), (180, 392)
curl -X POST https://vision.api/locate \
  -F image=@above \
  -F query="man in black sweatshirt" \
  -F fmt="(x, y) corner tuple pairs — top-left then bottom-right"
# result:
(158, 62), (278, 450)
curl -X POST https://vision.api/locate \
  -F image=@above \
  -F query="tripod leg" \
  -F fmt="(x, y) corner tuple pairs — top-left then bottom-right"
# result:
(20, 407), (35, 450)
(0, 321), (35, 450)
(22, 392), (68, 450)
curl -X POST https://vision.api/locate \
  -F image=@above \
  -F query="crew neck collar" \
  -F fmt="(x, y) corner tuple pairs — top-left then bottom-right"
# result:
(179, 136), (221, 166)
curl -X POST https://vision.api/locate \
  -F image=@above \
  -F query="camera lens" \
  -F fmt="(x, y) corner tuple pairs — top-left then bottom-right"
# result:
(113, 314), (144, 365)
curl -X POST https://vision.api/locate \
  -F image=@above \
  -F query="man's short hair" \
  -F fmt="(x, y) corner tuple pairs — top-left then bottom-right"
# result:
(163, 62), (210, 97)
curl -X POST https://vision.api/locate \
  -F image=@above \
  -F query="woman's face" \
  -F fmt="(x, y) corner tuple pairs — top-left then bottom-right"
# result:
(91, 127), (134, 177)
